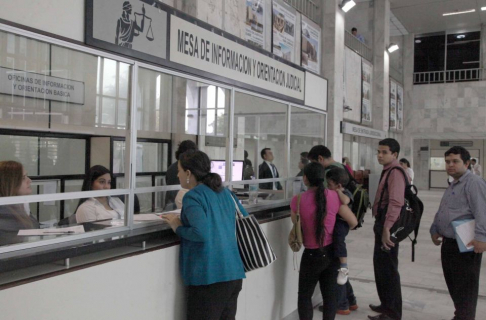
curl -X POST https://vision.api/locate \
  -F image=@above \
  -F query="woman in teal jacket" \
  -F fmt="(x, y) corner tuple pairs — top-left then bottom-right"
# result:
(163, 150), (249, 320)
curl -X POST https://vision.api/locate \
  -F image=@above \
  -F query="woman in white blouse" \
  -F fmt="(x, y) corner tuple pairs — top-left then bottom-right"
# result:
(399, 158), (414, 184)
(75, 165), (124, 223)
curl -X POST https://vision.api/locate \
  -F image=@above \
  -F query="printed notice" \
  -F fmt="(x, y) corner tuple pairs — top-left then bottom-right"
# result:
(361, 59), (373, 123)
(272, 0), (296, 63)
(301, 16), (321, 73)
(245, 0), (265, 48)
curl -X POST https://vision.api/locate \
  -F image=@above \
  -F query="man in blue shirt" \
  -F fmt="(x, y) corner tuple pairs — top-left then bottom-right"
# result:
(351, 27), (365, 43)
(430, 146), (486, 320)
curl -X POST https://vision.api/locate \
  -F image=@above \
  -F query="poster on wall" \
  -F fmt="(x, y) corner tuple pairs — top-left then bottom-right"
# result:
(245, 0), (265, 48)
(272, 0), (296, 63)
(86, 0), (168, 65)
(344, 48), (362, 123)
(301, 15), (321, 74)
(397, 84), (404, 130)
(389, 80), (397, 129)
(361, 59), (373, 123)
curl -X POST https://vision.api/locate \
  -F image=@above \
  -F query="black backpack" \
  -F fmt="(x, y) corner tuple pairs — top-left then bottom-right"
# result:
(327, 164), (370, 229)
(375, 166), (424, 261)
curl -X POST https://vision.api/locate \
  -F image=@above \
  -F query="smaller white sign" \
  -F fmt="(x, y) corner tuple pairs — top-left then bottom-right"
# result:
(341, 121), (386, 140)
(0, 67), (85, 104)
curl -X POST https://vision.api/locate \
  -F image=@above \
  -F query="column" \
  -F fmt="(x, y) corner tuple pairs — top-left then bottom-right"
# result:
(402, 33), (415, 162)
(372, 0), (390, 132)
(320, 0), (345, 160)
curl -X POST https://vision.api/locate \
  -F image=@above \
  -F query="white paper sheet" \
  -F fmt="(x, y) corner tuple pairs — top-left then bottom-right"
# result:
(455, 220), (476, 250)
(134, 214), (163, 221)
(18, 225), (85, 236)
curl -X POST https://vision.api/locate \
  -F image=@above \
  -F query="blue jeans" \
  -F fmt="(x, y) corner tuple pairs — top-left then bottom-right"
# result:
(337, 280), (357, 310)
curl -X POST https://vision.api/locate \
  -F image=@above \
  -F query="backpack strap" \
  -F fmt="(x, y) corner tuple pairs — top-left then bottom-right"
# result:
(377, 166), (410, 211)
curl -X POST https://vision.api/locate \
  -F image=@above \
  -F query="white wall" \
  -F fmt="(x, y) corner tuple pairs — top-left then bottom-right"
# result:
(0, 0), (85, 41)
(0, 218), (304, 320)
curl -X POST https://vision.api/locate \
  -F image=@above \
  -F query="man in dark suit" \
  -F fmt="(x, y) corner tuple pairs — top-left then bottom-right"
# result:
(258, 148), (282, 190)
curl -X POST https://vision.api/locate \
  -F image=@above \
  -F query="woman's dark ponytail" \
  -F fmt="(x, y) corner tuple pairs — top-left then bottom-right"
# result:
(202, 172), (223, 192)
(303, 162), (328, 250)
(179, 150), (223, 192)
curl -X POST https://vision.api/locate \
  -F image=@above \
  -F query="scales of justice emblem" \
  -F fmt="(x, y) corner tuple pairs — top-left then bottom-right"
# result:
(115, 1), (154, 49)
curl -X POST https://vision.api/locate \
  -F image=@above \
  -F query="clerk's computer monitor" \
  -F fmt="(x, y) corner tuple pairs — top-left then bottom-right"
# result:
(210, 160), (244, 181)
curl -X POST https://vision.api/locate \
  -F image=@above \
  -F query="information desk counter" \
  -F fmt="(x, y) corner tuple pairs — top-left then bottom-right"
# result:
(0, 202), (290, 288)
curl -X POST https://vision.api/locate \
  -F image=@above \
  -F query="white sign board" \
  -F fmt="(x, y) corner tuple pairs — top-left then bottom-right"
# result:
(0, 67), (85, 104)
(170, 15), (304, 101)
(304, 71), (327, 111)
(341, 121), (386, 140)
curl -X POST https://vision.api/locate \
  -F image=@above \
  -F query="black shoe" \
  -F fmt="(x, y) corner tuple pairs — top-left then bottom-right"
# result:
(369, 304), (387, 313)
(368, 315), (395, 320)
(318, 305), (323, 312)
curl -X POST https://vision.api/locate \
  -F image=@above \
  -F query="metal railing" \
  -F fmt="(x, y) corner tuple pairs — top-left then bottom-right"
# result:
(283, 0), (320, 24)
(345, 30), (373, 62)
(414, 68), (483, 84)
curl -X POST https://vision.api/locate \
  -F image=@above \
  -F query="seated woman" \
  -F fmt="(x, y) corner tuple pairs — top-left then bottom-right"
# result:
(75, 165), (125, 223)
(0, 161), (40, 233)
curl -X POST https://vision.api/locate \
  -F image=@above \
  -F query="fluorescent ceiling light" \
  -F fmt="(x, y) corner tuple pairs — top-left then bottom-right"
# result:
(457, 34), (465, 39)
(341, 0), (356, 13)
(443, 9), (475, 16)
(387, 43), (399, 53)
(482, 7), (486, 11)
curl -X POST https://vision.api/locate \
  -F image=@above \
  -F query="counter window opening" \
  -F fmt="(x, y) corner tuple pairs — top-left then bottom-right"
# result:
(0, 25), (327, 259)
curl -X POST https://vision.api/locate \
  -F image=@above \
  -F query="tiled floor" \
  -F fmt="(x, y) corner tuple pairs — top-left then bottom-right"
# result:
(284, 190), (486, 320)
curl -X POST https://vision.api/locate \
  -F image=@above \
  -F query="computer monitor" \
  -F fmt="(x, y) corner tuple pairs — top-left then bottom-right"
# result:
(210, 160), (244, 181)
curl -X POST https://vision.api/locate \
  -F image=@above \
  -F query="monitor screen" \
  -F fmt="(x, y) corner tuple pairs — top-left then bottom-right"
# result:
(210, 160), (244, 181)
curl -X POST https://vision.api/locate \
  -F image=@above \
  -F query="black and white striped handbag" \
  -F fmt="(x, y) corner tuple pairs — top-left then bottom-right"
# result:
(231, 196), (277, 272)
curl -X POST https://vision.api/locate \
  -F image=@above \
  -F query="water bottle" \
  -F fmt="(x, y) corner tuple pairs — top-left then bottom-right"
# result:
(249, 176), (258, 204)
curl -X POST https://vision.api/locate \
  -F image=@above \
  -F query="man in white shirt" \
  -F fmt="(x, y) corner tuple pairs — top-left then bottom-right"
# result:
(258, 148), (282, 190)
(471, 158), (482, 177)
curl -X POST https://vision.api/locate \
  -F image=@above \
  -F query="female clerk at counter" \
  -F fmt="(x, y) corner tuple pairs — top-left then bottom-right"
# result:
(0, 161), (40, 233)
(75, 165), (124, 223)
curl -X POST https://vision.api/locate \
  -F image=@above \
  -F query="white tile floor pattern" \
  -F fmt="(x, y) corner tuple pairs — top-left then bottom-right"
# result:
(284, 190), (486, 320)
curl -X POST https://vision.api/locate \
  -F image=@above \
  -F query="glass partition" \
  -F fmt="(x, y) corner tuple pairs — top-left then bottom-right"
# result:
(136, 67), (230, 213)
(0, 27), (328, 255)
(0, 29), (132, 250)
(232, 92), (288, 203)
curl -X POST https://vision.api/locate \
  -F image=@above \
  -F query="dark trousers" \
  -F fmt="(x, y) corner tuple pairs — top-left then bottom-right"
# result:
(187, 279), (243, 320)
(333, 219), (350, 258)
(298, 247), (339, 320)
(373, 231), (402, 320)
(337, 280), (357, 310)
(442, 238), (483, 320)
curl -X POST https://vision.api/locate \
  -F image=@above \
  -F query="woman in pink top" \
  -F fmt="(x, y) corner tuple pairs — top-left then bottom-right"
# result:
(290, 162), (357, 320)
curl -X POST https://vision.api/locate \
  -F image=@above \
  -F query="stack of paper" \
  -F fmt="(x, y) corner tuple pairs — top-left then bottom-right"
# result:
(134, 214), (163, 221)
(452, 219), (475, 253)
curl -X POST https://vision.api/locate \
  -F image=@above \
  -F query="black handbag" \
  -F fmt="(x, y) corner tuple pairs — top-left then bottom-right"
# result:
(230, 195), (277, 272)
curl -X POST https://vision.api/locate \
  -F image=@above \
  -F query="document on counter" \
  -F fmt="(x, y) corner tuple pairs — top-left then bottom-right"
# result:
(134, 214), (163, 221)
(159, 209), (181, 217)
(18, 225), (85, 236)
(452, 219), (475, 253)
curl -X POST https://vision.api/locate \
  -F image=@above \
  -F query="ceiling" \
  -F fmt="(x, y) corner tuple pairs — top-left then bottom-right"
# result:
(391, 0), (486, 35)
(357, 0), (486, 35)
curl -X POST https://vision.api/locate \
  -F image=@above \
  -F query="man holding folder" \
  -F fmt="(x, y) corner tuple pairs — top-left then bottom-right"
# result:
(430, 146), (486, 320)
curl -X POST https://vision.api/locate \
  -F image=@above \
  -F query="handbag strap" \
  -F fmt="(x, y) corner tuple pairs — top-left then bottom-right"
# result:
(230, 192), (244, 219)
(296, 194), (301, 218)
